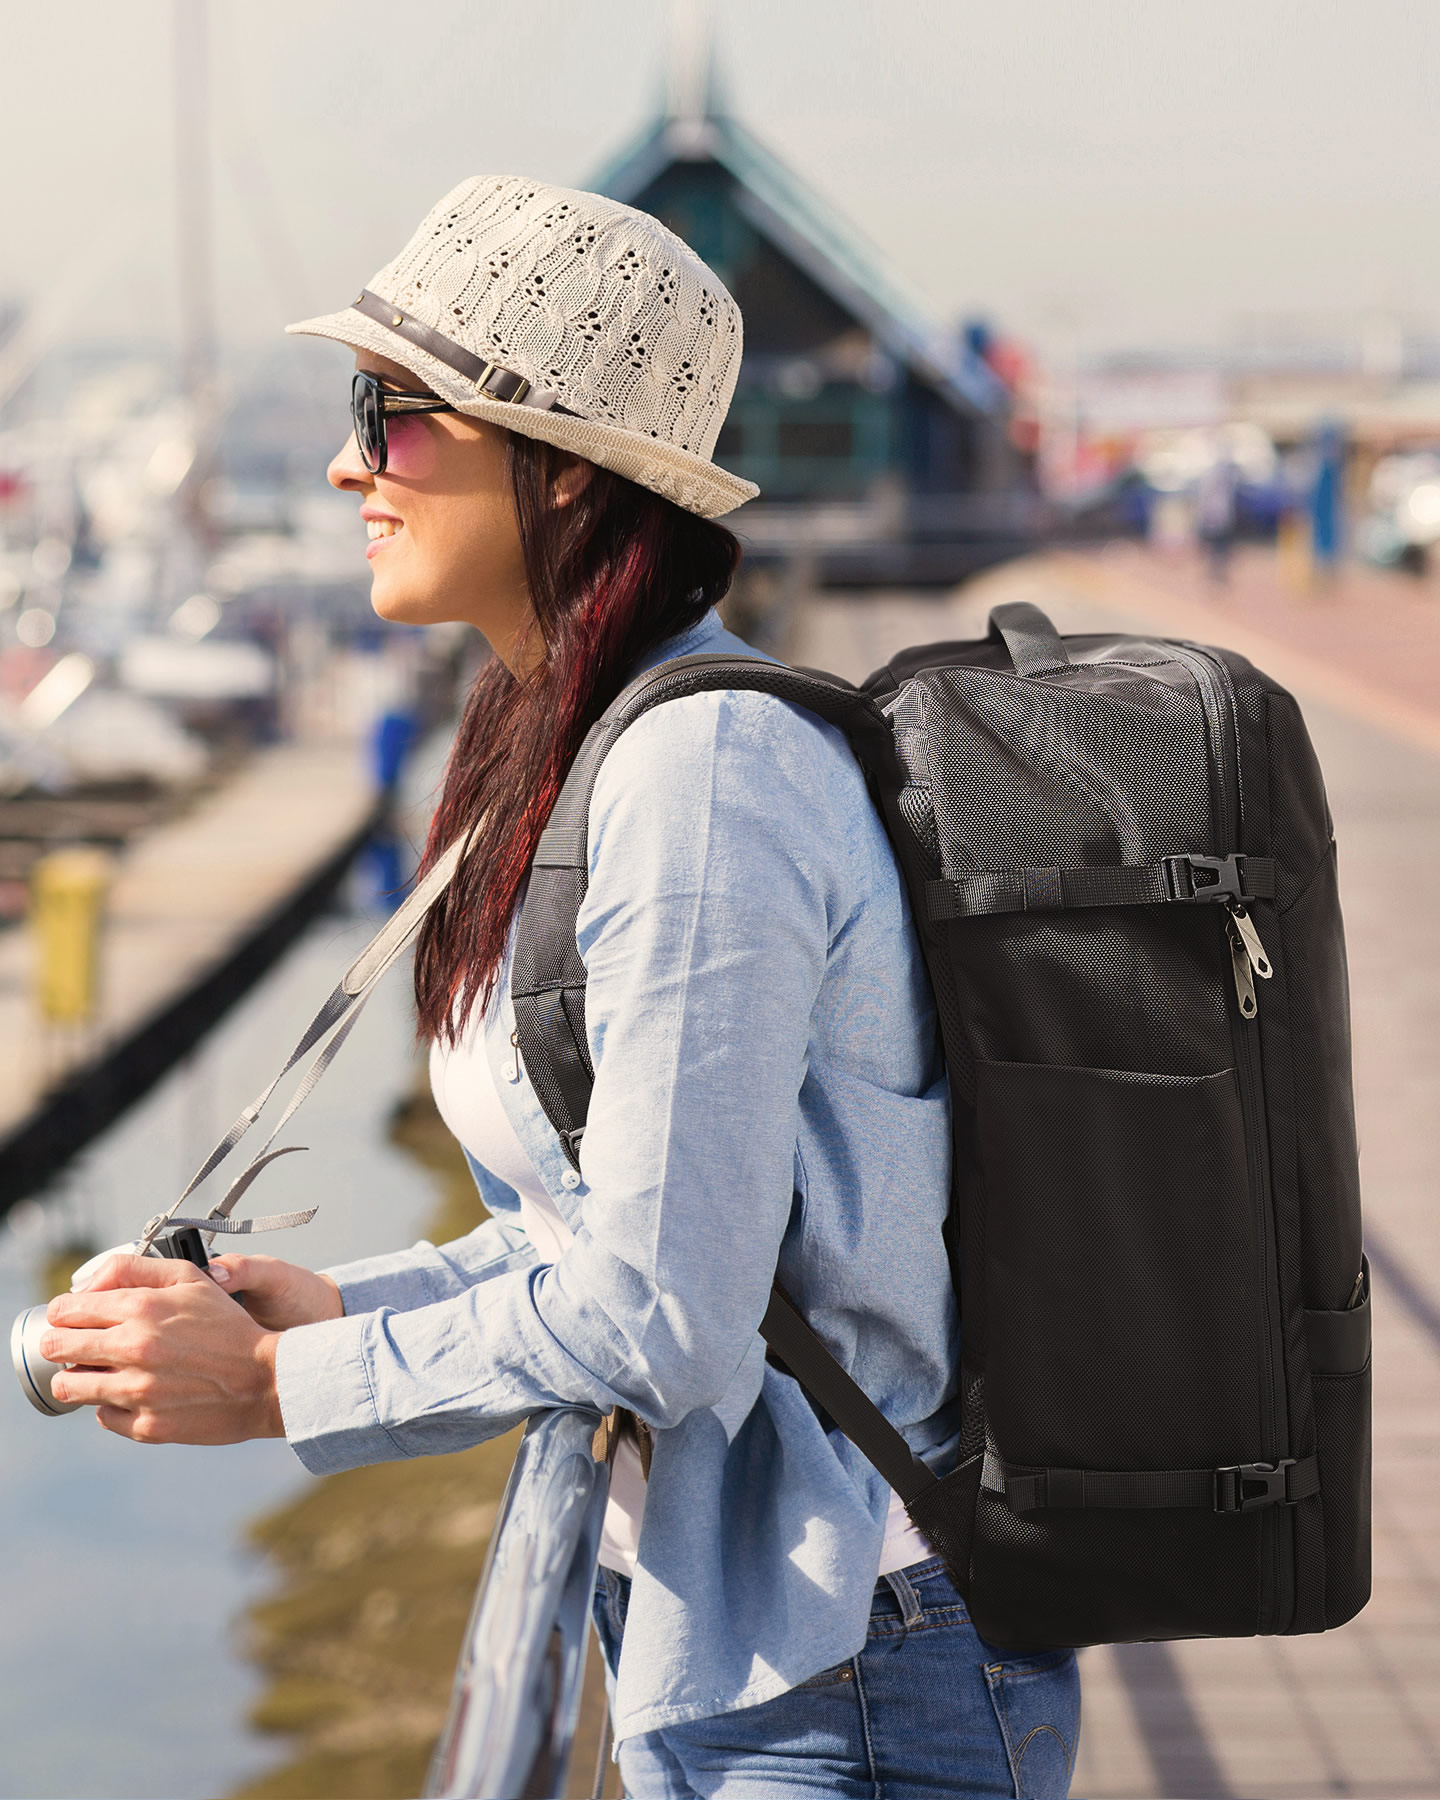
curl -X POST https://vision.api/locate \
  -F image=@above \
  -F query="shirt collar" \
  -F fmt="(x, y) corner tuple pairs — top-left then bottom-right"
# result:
(629, 606), (726, 680)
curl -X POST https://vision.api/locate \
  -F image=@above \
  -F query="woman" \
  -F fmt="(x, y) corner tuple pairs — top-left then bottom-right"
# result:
(41, 177), (1079, 1798)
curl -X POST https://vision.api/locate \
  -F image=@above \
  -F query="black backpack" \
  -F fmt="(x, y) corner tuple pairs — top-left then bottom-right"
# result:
(511, 600), (1370, 1651)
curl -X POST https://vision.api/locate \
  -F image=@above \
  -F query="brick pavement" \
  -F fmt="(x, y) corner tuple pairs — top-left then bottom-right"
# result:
(1070, 542), (1440, 752)
(793, 551), (1440, 1798)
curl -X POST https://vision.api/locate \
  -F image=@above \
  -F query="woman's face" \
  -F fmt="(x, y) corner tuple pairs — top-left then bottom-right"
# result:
(328, 350), (536, 669)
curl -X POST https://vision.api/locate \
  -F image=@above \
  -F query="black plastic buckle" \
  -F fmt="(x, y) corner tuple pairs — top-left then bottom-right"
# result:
(1165, 853), (1245, 904)
(1215, 1459), (1297, 1513)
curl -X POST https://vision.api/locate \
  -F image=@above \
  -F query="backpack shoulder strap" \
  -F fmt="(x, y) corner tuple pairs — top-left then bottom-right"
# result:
(509, 653), (939, 1504)
(510, 653), (896, 1166)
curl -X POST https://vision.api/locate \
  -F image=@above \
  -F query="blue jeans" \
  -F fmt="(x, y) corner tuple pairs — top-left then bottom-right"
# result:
(592, 1557), (1080, 1798)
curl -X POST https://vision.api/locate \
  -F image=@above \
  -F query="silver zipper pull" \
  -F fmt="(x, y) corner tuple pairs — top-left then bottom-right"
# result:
(1229, 906), (1273, 981)
(1226, 916), (1258, 1018)
(507, 1029), (522, 1084)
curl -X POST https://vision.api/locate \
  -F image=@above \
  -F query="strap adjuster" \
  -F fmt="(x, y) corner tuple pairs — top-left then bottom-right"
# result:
(1214, 1459), (1298, 1512)
(1164, 853), (1246, 904)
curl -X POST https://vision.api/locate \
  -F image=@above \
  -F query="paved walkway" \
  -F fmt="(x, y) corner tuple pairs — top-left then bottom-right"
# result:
(793, 549), (1440, 1798)
(0, 740), (377, 1163)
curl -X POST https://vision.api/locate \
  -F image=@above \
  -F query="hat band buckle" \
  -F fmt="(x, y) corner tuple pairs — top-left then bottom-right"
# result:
(351, 289), (572, 416)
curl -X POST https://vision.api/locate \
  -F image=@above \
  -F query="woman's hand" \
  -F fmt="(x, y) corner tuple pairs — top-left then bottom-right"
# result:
(41, 1254), (286, 1445)
(207, 1254), (344, 1331)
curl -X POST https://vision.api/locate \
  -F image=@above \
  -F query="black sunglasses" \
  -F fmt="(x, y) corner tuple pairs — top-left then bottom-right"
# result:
(350, 369), (456, 474)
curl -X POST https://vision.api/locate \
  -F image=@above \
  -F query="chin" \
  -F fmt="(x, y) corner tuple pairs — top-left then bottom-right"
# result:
(369, 577), (436, 626)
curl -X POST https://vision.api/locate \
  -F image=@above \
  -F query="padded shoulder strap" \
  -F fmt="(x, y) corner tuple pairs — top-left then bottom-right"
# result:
(509, 655), (939, 1503)
(511, 654), (895, 1168)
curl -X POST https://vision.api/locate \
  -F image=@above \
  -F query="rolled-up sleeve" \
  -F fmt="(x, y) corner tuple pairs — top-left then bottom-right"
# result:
(277, 691), (849, 1474)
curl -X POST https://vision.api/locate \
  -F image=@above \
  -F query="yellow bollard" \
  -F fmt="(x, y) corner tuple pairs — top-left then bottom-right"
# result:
(30, 848), (112, 1025)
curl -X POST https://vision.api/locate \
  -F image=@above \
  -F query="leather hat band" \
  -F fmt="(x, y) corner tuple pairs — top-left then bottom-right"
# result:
(351, 289), (575, 415)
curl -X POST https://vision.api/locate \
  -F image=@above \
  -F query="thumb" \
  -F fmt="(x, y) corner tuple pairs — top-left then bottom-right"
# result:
(209, 1253), (290, 1292)
(77, 1252), (205, 1293)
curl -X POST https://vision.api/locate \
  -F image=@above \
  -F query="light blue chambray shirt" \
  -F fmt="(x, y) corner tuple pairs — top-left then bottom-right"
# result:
(275, 607), (959, 1742)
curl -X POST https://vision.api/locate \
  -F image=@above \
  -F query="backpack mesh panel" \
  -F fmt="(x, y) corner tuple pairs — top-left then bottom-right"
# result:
(917, 665), (1213, 877)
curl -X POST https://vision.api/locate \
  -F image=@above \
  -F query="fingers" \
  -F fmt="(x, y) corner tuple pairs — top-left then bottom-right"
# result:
(206, 1256), (343, 1328)
(96, 1404), (168, 1443)
(50, 1256), (210, 1326)
(47, 1288), (136, 1328)
(95, 1404), (171, 1443)
(54, 1366), (137, 1409)
(79, 1253), (207, 1293)
(38, 1327), (121, 1368)
(209, 1253), (289, 1291)
(67, 1251), (140, 1293)
(43, 1264), (280, 1445)
(208, 1254), (260, 1288)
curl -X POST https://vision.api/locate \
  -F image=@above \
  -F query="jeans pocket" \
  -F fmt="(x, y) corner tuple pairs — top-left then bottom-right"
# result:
(983, 1649), (1080, 1800)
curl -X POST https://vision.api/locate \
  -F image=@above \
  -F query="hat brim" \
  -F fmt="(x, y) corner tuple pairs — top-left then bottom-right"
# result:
(286, 309), (759, 519)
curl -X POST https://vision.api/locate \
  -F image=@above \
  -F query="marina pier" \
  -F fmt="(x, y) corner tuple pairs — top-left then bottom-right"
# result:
(0, 737), (385, 1211)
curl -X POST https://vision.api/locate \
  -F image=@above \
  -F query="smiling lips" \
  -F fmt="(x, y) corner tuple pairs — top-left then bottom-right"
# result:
(363, 513), (404, 558)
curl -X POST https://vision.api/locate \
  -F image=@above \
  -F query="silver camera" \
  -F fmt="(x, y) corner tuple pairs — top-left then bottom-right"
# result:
(11, 1227), (216, 1416)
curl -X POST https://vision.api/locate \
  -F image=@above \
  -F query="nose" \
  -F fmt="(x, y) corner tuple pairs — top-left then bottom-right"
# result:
(328, 430), (371, 492)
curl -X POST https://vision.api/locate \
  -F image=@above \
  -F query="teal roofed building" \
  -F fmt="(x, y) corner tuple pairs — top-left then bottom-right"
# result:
(595, 58), (1040, 587)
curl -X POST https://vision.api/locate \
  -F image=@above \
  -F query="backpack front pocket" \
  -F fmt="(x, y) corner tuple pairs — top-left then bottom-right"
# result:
(968, 1059), (1271, 1646)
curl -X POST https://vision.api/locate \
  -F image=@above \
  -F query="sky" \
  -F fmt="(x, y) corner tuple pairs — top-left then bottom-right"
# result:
(1, 0), (1437, 374)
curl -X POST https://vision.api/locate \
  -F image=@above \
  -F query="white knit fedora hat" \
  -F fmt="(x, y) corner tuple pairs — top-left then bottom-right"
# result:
(288, 175), (758, 518)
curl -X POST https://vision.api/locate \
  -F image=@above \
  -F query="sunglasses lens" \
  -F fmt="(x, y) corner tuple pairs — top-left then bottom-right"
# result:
(351, 374), (384, 472)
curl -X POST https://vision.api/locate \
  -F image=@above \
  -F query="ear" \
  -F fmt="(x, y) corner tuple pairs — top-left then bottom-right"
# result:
(550, 456), (594, 511)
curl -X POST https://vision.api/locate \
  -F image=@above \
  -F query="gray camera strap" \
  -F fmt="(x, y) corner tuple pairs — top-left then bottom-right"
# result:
(136, 835), (470, 1255)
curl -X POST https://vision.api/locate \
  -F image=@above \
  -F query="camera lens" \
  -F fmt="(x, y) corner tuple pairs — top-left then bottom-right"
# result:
(10, 1306), (82, 1416)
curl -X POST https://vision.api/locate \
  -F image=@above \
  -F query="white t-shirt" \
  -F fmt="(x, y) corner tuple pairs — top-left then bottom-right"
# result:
(430, 1016), (931, 1578)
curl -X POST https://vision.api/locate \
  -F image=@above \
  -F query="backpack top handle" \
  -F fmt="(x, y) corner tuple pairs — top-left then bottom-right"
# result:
(987, 602), (1071, 677)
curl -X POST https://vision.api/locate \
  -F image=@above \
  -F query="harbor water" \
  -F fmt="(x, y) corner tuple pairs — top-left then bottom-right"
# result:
(0, 901), (440, 1799)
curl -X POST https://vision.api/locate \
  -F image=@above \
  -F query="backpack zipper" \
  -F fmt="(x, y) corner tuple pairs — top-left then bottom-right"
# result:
(1226, 916), (1259, 1018)
(1226, 905), (1273, 1017)
(1171, 644), (1291, 1633)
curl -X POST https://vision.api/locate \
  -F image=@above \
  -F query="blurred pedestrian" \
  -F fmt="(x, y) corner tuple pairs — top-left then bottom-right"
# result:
(1309, 419), (1347, 582)
(1196, 441), (1240, 583)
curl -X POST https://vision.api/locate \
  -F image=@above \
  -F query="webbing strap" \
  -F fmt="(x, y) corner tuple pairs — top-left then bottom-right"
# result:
(990, 1452), (1319, 1514)
(987, 601), (1071, 676)
(135, 831), (475, 1253)
(926, 855), (1276, 922)
(165, 1206), (319, 1234)
(760, 1284), (937, 1505)
(532, 825), (588, 867)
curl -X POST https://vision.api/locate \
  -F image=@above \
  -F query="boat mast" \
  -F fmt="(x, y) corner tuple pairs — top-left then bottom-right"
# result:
(173, 0), (218, 564)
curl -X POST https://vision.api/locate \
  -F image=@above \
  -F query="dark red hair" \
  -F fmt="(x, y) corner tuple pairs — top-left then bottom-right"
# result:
(413, 433), (741, 1044)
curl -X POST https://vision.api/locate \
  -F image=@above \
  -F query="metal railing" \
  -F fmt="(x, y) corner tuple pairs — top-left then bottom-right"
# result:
(425, 1407), (612, 1800)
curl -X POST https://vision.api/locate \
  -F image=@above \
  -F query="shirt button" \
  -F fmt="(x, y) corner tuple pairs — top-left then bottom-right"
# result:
(560, 1168), (581, 1190)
